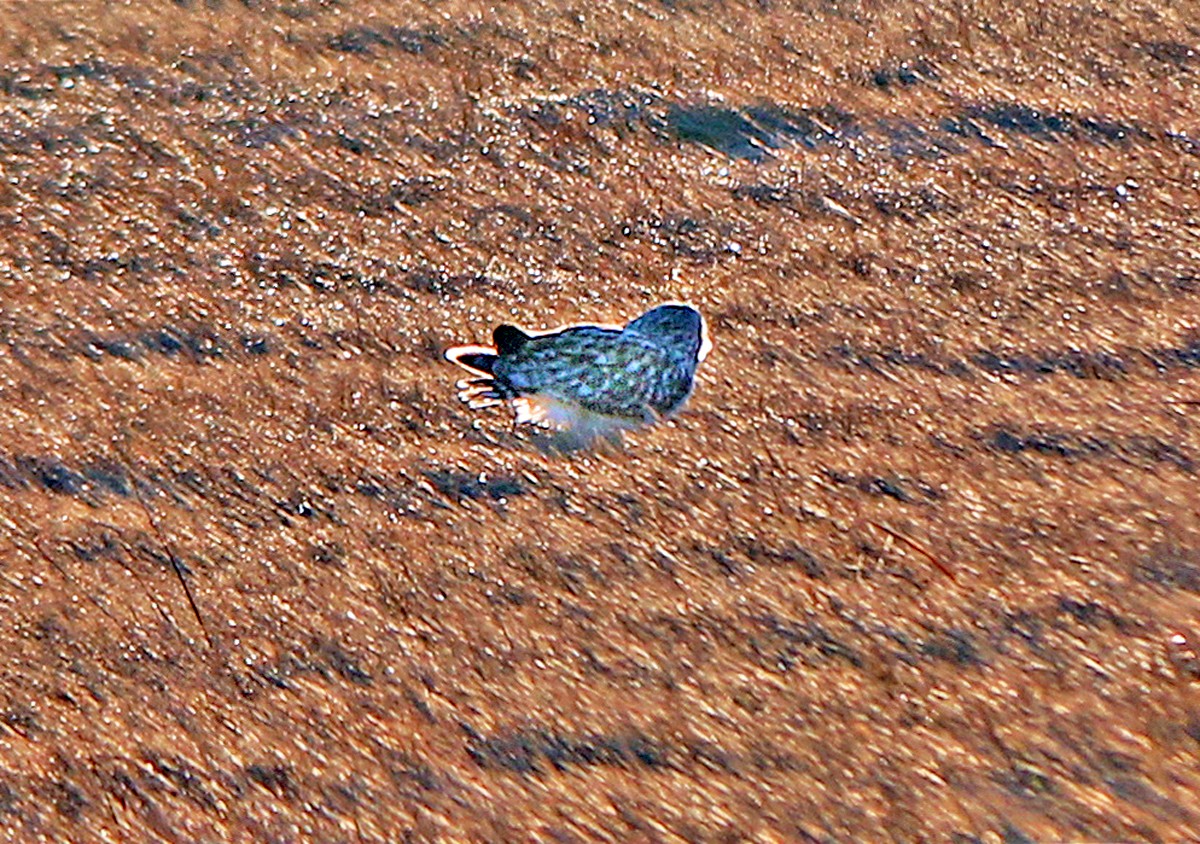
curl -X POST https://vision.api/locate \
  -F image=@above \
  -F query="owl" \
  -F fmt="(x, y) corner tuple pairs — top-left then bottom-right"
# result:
(445, 303), (710, 441)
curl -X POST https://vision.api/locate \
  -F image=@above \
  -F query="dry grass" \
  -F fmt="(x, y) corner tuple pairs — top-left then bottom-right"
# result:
(1, 0), (1199, 840)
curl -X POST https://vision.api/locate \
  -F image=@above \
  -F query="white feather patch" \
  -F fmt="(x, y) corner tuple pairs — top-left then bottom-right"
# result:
(513, 394), (643, 438)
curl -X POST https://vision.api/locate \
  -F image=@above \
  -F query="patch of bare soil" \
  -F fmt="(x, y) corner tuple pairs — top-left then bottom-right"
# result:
(1, 0), (1199, 840)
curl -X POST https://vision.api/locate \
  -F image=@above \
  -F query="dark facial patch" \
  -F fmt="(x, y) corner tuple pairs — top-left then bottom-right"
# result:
(494, 325), (531, 356)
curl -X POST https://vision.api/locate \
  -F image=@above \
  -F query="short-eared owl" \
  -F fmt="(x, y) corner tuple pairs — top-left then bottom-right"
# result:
(445, 303), (709, 440)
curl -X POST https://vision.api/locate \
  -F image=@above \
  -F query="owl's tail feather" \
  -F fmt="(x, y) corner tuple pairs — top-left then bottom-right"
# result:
(456, 377), (513, 409)
(454, 352), (497, 374)
(446, 336), (525, 409)
(445, 345), (498, 376)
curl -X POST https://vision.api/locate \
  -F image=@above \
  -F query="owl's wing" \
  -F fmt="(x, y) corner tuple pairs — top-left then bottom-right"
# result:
(496, 328), (666, 419)
(646, 358), (698, 416)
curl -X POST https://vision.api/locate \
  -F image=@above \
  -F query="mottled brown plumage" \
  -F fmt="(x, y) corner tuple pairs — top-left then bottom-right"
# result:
(445, 303), (709, 439)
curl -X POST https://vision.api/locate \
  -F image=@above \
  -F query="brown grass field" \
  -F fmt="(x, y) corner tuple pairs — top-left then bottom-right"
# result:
(2, 0), (1199, 840)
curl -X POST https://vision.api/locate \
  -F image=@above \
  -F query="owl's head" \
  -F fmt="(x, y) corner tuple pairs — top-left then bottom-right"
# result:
(625, 303), (710, 363)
